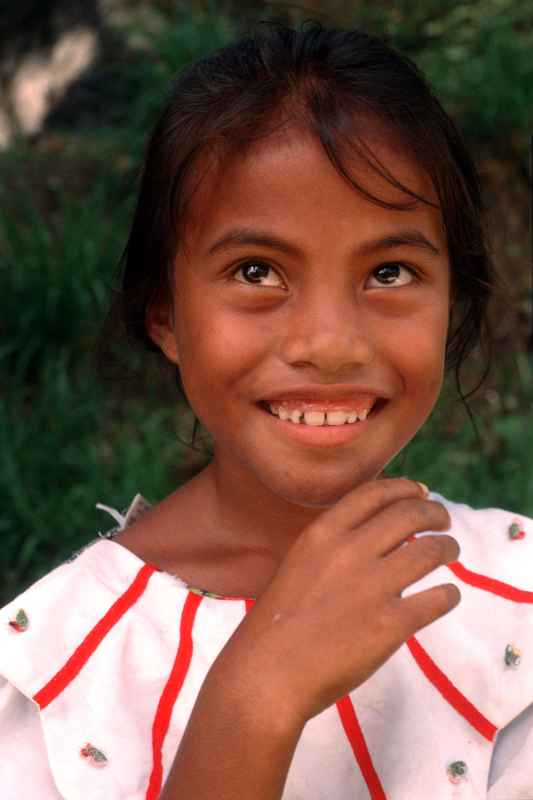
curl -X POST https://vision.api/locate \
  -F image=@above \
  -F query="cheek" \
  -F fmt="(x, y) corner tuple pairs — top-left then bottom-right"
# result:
(176, 299), (270, 392)
(382, 302), (449, 394)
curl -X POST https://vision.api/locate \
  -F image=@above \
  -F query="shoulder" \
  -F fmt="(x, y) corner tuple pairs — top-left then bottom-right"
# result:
(0, 532), (201, 799)
(0, 537), (165, 697)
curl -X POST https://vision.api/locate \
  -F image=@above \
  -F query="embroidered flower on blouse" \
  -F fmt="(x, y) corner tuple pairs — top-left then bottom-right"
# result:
(80, 743), (108, 767)
(8, 609), (29, 632)
(504, 643), (521, 667)
(508, 520), (526, 540)
(187, 585), (225, 599)
(447, 760), (468, 784)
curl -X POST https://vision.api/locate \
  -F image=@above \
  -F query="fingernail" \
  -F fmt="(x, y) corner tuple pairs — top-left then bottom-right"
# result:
(417, 482), (429, 496)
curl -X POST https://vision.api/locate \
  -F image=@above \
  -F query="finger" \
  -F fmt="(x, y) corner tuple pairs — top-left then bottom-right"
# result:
(382, 533), (460, 596)
(323, 477), (429, 539)
(352, 498), (451, 557)
(398, 582), (461, 637)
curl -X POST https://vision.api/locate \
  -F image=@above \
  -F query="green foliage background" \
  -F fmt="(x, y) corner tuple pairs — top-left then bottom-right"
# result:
(1, 0), (532, 605)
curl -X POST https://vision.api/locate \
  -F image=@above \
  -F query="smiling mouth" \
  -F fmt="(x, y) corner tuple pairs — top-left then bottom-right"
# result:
(257, 398), (388, 425)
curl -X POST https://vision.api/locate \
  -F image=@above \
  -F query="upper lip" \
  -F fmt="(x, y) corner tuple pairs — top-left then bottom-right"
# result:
(260, 385), (389, 406)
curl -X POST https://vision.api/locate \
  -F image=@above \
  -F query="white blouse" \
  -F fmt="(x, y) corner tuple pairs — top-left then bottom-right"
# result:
(1, 491), (533, 800)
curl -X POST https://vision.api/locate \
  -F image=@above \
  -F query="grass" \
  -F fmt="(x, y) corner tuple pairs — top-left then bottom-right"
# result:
(0, 366), (197, 605)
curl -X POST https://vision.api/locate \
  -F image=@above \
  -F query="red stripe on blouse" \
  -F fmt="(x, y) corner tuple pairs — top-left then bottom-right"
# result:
(407, 533), (533, 603)
(247, 597), (386, 796)
(33, 563), (156, 710)
(145, 591), (203, 800)
(407, 635), (497, 741)
(336, 694), (387, 799)
(447, 561), (533, 603)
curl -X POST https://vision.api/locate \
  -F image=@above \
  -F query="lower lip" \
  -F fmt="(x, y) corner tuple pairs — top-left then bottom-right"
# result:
(258, 401), (385, 448)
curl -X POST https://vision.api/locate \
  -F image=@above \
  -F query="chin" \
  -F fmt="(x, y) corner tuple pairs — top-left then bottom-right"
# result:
(287, 493), (342, 510)
(267, 468), (376, 510)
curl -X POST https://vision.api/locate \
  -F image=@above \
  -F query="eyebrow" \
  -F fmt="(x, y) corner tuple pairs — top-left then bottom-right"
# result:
(205, 226), (441, 259)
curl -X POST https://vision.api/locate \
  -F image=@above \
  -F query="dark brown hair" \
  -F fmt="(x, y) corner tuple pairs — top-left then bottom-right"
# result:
(102, 19), (495, 447)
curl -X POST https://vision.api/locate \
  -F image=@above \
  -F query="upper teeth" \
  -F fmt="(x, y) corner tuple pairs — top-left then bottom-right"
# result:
(268, 405), (372, 425)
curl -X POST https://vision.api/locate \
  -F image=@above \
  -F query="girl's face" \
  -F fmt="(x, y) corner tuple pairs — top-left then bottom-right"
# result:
(149, 124), (451, 508)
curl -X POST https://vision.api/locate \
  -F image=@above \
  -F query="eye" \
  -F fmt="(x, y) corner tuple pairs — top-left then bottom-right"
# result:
(231, 260), (284, 287)
(366, 262), (417, 288)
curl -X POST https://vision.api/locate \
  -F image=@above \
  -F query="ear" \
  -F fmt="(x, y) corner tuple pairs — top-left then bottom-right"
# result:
(145, 299), (180, 366)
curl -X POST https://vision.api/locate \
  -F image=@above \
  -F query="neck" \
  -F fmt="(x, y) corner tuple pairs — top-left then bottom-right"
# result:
(190, 456), (328, 566)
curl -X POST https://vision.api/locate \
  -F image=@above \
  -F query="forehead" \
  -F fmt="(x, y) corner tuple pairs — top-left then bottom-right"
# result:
(181, 120), (445, 256)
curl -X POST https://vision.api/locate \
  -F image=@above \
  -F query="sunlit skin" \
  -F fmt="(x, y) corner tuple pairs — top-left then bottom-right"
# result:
(137, 122), (451, 596)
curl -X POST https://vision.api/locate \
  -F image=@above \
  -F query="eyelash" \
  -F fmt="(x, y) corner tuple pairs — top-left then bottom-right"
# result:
(230, 259), (419, 288)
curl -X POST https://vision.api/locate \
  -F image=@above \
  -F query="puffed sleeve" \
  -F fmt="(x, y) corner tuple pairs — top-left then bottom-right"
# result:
(0, 677), (63, 798)
(0, 532), (199, 800)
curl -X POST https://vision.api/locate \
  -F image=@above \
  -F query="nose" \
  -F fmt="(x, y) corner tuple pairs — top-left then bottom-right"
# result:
(280, 287), (375, 375)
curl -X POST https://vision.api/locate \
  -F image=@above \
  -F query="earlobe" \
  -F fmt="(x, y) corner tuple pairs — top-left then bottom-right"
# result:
(145, 303), (180, 365)
(157, 332), (181, 366)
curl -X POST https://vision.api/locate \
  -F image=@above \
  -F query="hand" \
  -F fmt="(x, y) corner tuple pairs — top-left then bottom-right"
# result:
(214, 478), (459, 726)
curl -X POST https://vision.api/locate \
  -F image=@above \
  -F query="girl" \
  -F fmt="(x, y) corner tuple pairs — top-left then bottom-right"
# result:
(1, 20), (532, 800)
